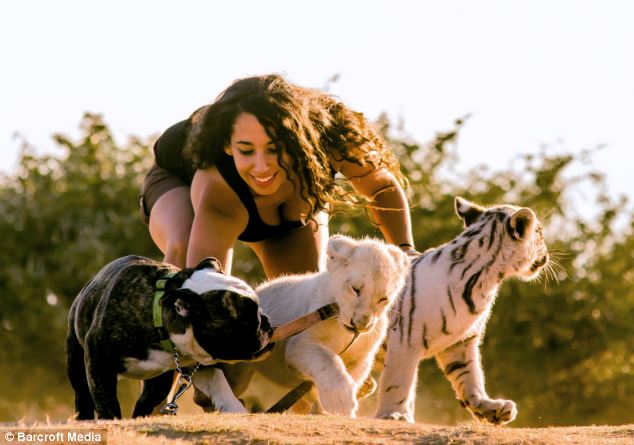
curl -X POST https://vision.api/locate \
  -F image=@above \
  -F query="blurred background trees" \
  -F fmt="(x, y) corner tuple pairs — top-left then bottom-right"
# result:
(1, 112), (632, 426)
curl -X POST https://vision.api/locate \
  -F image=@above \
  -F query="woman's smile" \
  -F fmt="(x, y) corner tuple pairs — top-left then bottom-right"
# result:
(249, 172), (278, 186)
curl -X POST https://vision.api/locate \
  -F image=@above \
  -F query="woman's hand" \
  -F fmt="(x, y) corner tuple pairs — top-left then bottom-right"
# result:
(398, 243), (421, 257)
(332, 157), (415, 251)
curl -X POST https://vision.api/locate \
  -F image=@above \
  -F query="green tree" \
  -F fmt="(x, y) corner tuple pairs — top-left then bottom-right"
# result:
(0, 113), (158, 419)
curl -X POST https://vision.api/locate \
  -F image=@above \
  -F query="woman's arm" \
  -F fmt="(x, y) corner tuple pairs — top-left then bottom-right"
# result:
(187, 168), (248, 272)
(333, 159), (415, 252)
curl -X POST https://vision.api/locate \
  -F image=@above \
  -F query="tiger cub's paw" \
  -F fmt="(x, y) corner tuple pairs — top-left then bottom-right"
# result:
(463, 395), (517, 425)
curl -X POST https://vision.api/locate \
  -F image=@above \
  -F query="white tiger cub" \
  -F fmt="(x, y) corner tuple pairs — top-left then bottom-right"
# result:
(214, 235), (409, 417)
(375, 197), (549, 425)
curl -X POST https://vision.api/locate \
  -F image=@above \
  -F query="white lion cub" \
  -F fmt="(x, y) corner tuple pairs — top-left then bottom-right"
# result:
(214, 235), (409, 417)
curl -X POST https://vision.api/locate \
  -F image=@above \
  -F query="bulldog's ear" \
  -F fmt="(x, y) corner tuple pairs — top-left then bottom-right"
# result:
(506, 208), (536, 240)
(194, 257), (224, 273)
(174, 298), (190, 317)
(455, 196), (485, 227)
(163, 288), (199, 318)
(327, 235), (357, 267)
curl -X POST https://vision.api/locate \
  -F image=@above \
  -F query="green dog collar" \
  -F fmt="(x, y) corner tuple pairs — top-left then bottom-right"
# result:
(153, 272), (178, 352)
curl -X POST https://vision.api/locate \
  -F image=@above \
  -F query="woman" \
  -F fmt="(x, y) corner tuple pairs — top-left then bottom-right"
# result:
(140, 74), (416, 276)
(139, 73), (416, 411)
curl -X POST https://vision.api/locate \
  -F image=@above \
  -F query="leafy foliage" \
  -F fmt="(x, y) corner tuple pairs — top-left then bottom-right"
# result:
(1, 113), (632, 425)
(0, 113), (158, 419)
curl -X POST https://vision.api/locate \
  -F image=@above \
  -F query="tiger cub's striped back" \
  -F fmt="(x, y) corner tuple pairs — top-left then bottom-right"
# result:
(376, 196), (549, 425)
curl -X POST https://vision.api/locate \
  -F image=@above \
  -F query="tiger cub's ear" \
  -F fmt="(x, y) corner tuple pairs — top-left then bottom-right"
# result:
(507, 208), (536, 240)
(455, 196), (485, 227)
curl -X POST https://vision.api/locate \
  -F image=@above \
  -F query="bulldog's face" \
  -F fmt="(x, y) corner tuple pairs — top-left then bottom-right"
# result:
(164, 266), (273, 363)
(192, 289), (273, 361)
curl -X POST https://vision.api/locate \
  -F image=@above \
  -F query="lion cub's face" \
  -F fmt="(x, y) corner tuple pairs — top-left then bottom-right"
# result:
(326, 236), (410, 332)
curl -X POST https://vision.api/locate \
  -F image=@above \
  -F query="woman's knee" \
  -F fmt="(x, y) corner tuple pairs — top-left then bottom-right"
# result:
(165, 229), (192, 265)
(158, 220), (192, 268)
(148, 187), (193, 267)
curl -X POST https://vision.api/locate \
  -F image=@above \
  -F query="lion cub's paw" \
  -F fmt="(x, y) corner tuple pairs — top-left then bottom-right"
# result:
(464, 395), (517, 425)
(376, 411), (414, 422)
(318, 380), (358, 417)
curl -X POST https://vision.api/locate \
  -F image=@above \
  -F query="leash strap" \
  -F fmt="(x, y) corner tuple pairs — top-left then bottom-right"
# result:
(270, 303), (340, 342)
(153, 272), (178, 352)
(267, 381), (315, 413)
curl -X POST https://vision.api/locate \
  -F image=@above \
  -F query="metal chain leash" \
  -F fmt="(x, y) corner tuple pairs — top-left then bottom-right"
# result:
(159, 349), (201, 415)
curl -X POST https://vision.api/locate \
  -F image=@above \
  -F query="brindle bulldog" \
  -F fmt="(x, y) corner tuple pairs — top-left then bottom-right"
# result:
(66, 255), (272, 420)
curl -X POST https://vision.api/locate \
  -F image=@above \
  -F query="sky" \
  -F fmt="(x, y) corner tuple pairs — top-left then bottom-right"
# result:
(1, 0), (632, 208)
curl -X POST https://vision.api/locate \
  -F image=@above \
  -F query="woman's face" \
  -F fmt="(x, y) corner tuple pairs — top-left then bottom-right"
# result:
(226, 113), (288, 196)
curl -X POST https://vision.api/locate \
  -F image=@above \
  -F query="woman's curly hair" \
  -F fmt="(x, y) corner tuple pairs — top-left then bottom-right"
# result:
(184, 74), (407, 218)
(307, 90), (407, 188)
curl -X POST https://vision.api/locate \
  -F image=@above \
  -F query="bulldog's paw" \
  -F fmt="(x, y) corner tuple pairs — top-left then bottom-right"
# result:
(215, 399), (248, 413)
(463, 395), (517, 425)
(317, 379), (358, 417)
(376, 411), (414, 422)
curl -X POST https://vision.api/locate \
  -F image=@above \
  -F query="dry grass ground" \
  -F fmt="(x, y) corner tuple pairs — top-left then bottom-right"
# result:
(2, 414), (633, 445)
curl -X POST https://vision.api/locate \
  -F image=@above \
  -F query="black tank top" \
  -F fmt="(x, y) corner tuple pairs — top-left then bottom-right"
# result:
(153, 119), (305, 242)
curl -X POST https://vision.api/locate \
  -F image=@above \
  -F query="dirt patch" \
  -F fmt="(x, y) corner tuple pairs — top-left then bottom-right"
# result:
(2, 414), (633, 445)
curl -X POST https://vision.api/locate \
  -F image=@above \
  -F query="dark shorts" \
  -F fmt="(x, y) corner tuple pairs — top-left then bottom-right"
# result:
(138, 164), (189, 224)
